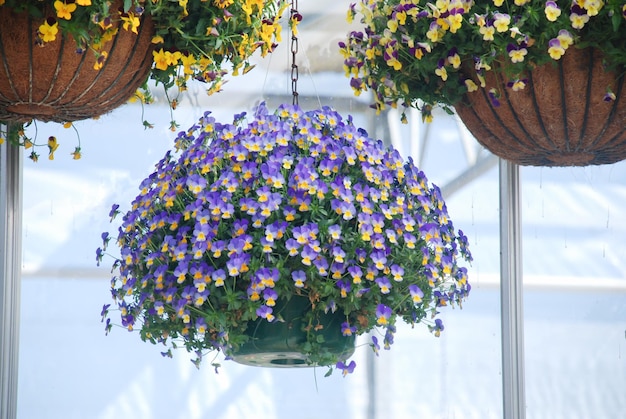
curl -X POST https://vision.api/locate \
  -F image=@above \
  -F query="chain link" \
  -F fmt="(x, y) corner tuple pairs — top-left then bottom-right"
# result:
(290, 0), (301, 106)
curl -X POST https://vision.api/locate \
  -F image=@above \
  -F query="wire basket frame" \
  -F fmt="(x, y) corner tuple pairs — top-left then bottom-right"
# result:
(455, 47), (626, 167)
(0, 3), (154, 123)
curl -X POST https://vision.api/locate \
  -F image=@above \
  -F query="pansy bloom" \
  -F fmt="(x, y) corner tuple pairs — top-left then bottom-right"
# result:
(100, 103), (471, 373)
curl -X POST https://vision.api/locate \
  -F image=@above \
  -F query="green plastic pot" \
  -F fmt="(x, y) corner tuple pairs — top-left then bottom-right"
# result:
(231, 296), (355, 368)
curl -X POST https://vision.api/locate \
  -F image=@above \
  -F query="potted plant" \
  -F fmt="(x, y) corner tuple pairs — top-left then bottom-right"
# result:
(0, 0), (286, 160)
(340, 1), (626, 166)
(98, 102), (472, 375)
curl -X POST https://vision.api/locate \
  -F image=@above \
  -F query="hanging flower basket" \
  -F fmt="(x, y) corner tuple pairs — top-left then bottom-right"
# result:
(340, 1), (626, 167)
(0, 2), (154, 123)
(98, 103), (472, 375)
(454, 48), (626, 167)
(0, 1), (287, 160)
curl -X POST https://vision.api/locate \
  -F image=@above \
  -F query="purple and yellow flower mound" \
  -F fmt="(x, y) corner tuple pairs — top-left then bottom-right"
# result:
(99, 103), (472, 373)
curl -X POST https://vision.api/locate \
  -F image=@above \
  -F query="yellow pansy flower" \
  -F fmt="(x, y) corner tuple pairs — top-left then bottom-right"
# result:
(38, 19), (59, 42)
(54, 0), (77, 20)
(121, 13), (141, 34)
(179, 0), (189, 16)
(544, 1), (561, 21)
(493, 13), (511, 32)
(464, 79), (478, 92)
(180, 54), (196, 75)
(93, 51), (108, 70)
(153, 49), (169, 70)
(47, 136), (59, 160)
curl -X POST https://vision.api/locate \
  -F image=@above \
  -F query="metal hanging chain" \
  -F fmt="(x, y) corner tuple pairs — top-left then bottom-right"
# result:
(290, 0), (302, 106)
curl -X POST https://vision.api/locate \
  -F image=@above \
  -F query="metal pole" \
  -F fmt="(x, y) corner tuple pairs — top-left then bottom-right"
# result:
(0, 139), (22, 419)
(499, 159), (525, 419)
(366, 337), (376, 419)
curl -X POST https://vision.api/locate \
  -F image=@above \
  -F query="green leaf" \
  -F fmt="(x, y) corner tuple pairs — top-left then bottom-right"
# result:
(612, 11), (622, 32)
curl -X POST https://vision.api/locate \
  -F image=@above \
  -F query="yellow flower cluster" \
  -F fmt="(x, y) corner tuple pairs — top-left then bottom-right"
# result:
(25, 0), (286, 87)
(150, 0), (286, 94)
(31, 1), (132, 73)
(0, 0), (288, 161)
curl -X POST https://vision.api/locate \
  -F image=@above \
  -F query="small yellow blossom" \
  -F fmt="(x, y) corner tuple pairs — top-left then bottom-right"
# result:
(510, 79), (526, 91)
(386, 58), (402, 71)
(197, 56), (213, 71)
(447, 13), (463, 33)
(479, 25), (495, 41)
(347, 3), (356, 23)
(557, 29), (574, 48)
(167, 51), (182, 66)
(121, 13), (141, 34)
(99, 17), (113, 31)
(153, 49), (169, 71)
(435, 66), (447, 81)
(71, 147), (82, 160)
(464, 79), (479, 92)
(128, 91), (142, 104)
(38, 19), (59, 43)
(508, 47), (528, 63)
(550, 47), (564, 61)
(180, 54), (196, 75)
(54, 1), (77, 20)
(582, 0), (602, 16)
(93, 51), (108, 70)
(493, 13), (511, 32)
(47, 136), (59, 160)
(207, 81), (223, 95)
(448, 52), (461, 69)
(544, 1), (561, 21)
(548, 40), (565, 60)
(214, 0), (234, 8)
(258, 23), (276, 51)
(179, 0), (189, 16)
(570, 12), (590, 29)
(426, 26), (444, 43)
(92, 28), (118, 51)
(387, 19), (398, 33)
